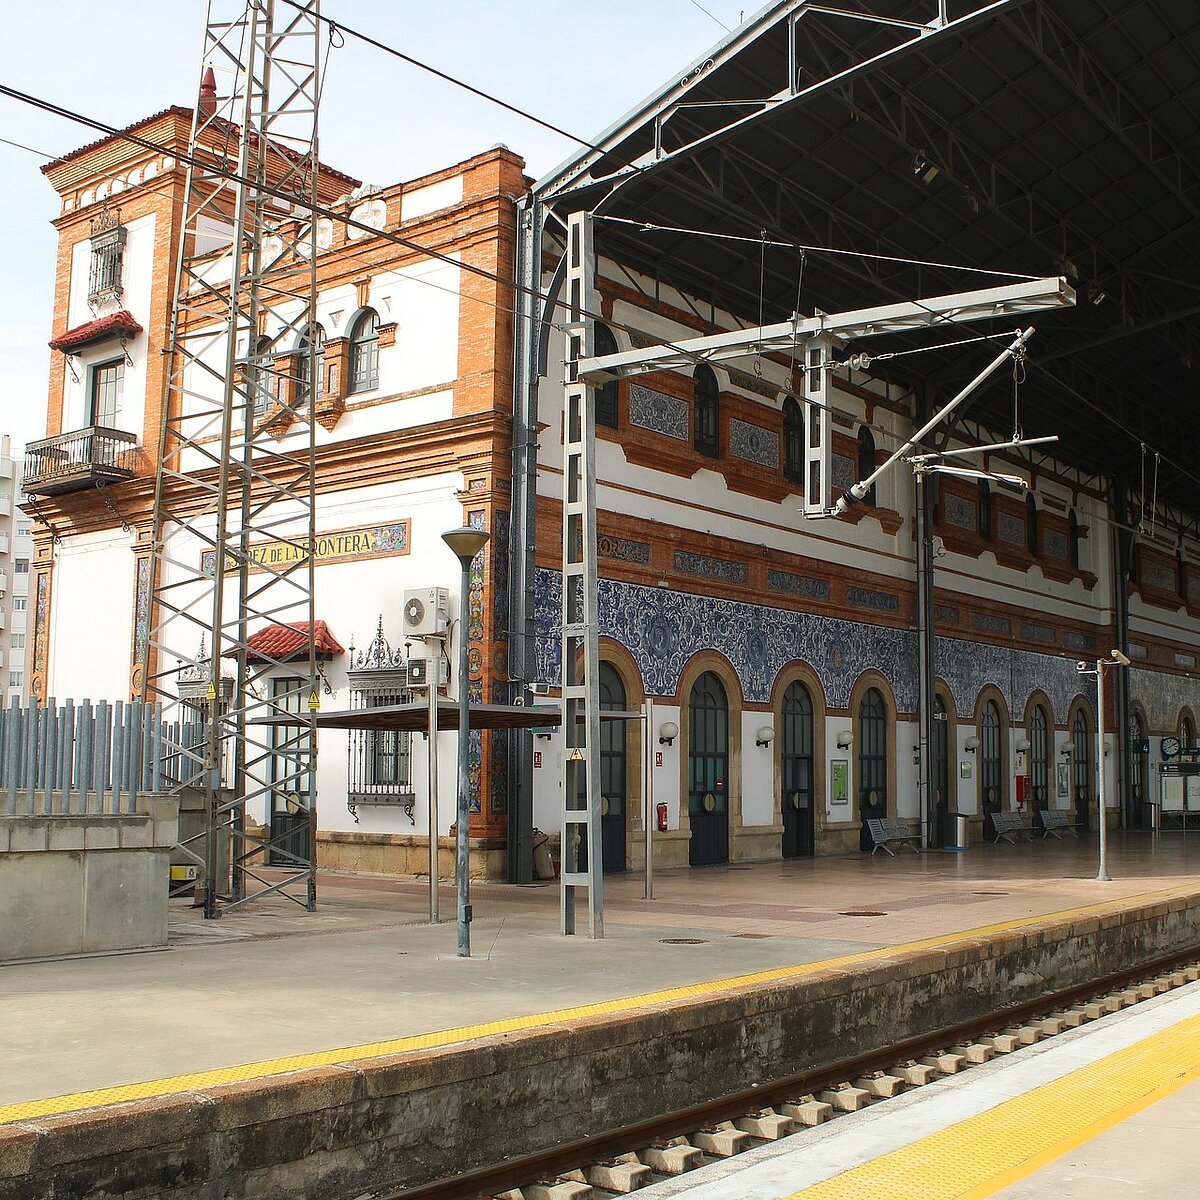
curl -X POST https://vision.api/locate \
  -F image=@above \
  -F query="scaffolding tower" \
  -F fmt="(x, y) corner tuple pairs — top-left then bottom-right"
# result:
(143, 0), (324, 917)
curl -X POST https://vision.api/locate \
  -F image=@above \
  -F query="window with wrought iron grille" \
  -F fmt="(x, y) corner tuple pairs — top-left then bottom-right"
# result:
(693, 365), (719, 457)
(296, 323), (325, 411)
(87, 209), (127, 307)
(349, 309), (379, 393)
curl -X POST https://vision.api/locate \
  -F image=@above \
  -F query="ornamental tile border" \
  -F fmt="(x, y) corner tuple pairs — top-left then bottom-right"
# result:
(674, 551), (747, 583)
(944, 495), (976, 530)
(534, 568), (1093, 723)
(729, 418), (779, 468)
(629, 383), (688, 441)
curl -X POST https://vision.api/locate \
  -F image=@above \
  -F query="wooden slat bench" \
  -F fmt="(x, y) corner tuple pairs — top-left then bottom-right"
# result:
(867, 817), (922, 856)
(1040, 809), (1080, 839)
(990, 812), (1033, 844)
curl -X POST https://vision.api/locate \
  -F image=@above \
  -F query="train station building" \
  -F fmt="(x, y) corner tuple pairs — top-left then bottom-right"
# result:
(21, 0), (1200, 880)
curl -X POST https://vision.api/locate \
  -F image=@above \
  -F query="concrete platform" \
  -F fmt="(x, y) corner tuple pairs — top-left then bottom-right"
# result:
(3, 832), (1200, 1199)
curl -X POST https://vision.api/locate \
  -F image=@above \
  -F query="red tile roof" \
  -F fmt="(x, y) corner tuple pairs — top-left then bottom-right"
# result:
(234, 621), (345, 663)
(49, 310), (143, 353)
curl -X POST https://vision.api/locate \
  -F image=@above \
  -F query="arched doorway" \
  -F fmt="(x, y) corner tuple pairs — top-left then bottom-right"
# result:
(980, 699), (1004, 819)
(1129, 709), (1148, 821)
(1073, 707), (1093, 832)
(688, 672), (729, 865)
(598, 662), (627, 873)
(858, 687), (888, 851)
(1029, 703), (1050, 829)
(932, 693), (950, 846)
(781, 679), (814, 858)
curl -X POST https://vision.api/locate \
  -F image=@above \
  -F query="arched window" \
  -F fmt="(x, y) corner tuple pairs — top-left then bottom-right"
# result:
(858, 687), (887, 798)
(1181, 714), (1195, 753)
(857, 426), (877, 506)
(251, 335), (275, 417)
(978, 480), (992, 540)
(781, 679), (814, 857)
(598, 662), (627, 873)
(1026, 494), (1039, 555)
(594, 324), (618, 428)
(932, 693), (949, 807)
(1179, 551), (1188, 603)
(1073, 708), (1092, 816)
(981, 699), (1003, 810)
(1130, 711), (1146, 799)
(1030, 704), (1049, 804)
(349, 309), (379, 394)
(296, 323), (325, 411)
(1069, 510), (1081, 569)
(783, 396), (804, 485)
(694, 365), (720, 457)
(688, 671), (729, 865)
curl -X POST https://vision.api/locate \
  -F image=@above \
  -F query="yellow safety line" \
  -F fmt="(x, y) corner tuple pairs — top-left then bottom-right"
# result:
(1, 881), (1194, 1127)
(787, 1009), (1200, 1199)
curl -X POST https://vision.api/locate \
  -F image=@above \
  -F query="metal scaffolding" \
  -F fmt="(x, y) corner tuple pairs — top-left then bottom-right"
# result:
(143, 0), (323, 917)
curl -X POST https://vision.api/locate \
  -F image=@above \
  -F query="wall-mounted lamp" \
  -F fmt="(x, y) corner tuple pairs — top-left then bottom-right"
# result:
(659, 721), (679, 747)
(912, 744), (921, 766)
(964, 735), (980, 753)
(533, 727), (552, 741)
(755, 725), (775, 748)
(1014, 738), (1031, 753)
(835, 730), (854, 750)
(1059, 744), (1072, 757)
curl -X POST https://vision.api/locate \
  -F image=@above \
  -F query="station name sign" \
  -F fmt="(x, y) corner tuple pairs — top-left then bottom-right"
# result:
(201, 519), (410, 575)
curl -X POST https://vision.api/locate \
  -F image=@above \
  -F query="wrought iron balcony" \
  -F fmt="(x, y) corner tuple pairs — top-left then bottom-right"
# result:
(23, 426), (138, 497)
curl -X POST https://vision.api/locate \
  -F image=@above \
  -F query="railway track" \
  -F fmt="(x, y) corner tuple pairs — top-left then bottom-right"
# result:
(378, 944), (1200, 1200)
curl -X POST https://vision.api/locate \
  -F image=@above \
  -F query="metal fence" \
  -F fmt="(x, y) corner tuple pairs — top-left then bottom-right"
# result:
(0, 698), (210, 818)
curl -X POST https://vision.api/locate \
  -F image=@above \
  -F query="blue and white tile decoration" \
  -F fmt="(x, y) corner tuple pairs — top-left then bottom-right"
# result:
(534, 568), (1093, 722)
(1129, 667), (1200, 731)
(628, 384), (688, 441)
(729, 418), (779, 468)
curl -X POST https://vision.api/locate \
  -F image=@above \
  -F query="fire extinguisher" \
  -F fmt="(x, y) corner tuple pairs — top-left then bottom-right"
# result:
(656, 803), (669, 832)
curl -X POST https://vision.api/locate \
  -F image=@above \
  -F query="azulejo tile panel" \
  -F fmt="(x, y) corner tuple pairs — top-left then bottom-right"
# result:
(997, 511), (1026, 546)
(944, 494), (976, 530)
(628, 384), (688, 441)
(674, 551), (747, 583)
(533, 569), (1091, 723)
(729, 418), (779, 468)
(1129, 667), (1200, 732)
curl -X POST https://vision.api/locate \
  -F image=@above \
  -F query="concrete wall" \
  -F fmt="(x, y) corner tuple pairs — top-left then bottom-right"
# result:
(0, 797), (176, 962)
(2, 889), (1197, 1199)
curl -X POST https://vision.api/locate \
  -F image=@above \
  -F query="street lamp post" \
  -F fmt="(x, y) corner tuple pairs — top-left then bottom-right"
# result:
(442, 526), (490, 958)
(1081, 649), (1131, 883)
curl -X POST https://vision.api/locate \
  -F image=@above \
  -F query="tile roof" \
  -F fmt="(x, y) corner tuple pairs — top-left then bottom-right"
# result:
(49, 310), (143, 352)
(235, 621), (345, 663)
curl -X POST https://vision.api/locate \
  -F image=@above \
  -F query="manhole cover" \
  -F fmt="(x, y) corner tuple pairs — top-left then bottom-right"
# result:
(732, 933), (772, 939)
(838, 910), (887, 917)
(659, 938), (709, 945)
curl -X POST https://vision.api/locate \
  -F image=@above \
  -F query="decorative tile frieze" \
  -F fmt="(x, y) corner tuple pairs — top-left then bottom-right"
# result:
(1175, 653), (1196, 669)
(598, 534), (651, 564)
(1044, 529), (1068, 559)
(629, 383), (688, 441)
(971, 611), (1012, 636)
(997, 511), (1026, 546)
(831, 454), (856, 490)
(729, 419), (779, 468)
(534, 570), (1093, 725)
(1129, 643), (1148, 660)
(1021, 622), (1056, 644)
(934, 604), (960, 625)
(767, 569), (830, 601)
(1130, 666), (1200, 731)
(727, 367), (781, 400)
(847, 586), (899, 613)
(1145, 561), (1177, 591)
(674, 551), (747, 583)
(944, 494), (976, 531)
(1065, 631), (1098, 652)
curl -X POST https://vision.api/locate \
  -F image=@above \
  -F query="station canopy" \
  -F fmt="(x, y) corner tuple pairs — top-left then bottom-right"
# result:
(536, 0), (1200, 512)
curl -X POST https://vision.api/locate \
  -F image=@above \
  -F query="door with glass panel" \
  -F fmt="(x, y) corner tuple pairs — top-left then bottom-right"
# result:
(688, 672), (729, 866)
(598, 663), (627, 873)
(269, 676), (312, 866)
(1072, 708), (1092, 832)
(858, 688), (888, 851)
(980, 700), (1004, 820)
(781, 680), (814, 858)
(932, 695), (950, 846)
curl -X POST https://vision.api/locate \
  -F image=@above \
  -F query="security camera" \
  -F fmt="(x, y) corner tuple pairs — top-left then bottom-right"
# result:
(1110, 649), (1131, 667)
(528, 682), (551, 696)
(932, 535), (947, 559)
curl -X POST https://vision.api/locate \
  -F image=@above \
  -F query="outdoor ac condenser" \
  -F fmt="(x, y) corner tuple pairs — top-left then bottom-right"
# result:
(402, 587), (450, 637)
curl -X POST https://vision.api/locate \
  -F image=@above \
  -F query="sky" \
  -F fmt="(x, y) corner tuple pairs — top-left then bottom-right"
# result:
(0, 0), (752, 456)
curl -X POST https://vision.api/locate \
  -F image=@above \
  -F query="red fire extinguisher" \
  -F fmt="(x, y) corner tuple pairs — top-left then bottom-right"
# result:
(656, 803), (669, 832)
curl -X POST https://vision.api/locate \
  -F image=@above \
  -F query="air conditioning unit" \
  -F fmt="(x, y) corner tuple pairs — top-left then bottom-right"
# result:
(407, 656), (449, 689)
(402, 587), (449, 637)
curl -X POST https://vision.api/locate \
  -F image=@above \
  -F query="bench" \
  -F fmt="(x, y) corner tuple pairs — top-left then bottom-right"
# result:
(990, 811), (1033, 844)
(867, 817), (922, 856)
(1040, 809), (1079, 839)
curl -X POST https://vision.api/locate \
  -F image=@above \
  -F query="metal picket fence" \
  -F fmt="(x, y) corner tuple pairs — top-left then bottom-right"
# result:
(0, 698), (209, 818)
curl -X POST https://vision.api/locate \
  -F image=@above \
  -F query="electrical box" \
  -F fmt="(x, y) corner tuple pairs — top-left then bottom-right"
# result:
(402, 587), (449, 637)
(407, 656), (449, 689)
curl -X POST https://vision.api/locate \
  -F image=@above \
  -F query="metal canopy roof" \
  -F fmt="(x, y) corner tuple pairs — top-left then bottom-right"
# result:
(537, 0), (1200, 513)
(255, 703), (641, 733)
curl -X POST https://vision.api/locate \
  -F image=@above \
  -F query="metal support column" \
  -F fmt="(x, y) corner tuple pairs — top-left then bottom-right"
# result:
(1111, 480), (1134, 827)
(915, 466), (937, 849)
(559, 209), (604, 937)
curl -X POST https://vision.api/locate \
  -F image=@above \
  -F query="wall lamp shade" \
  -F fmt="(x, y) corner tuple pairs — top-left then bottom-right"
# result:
(659, 721), (679, 746)
(835, 730), (854, 749)
(964, 735), (980, 752)
(441, 526), (490, 566)
(1060, 744), (1072, 757)
(1015, 738), (1031, 753)
(755, 725), (775, 747)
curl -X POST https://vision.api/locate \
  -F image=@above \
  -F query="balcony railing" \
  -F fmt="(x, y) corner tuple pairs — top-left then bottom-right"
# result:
(23, 426), (138, 497)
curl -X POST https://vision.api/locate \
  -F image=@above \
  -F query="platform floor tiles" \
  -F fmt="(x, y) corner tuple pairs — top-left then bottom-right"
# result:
(640, 980), (1200, 1199)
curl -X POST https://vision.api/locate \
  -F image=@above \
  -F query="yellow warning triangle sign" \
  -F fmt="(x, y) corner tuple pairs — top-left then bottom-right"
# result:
(206, 681), (217, 701)
(569, 746), (586, 761)
(308, 690), (320, 712)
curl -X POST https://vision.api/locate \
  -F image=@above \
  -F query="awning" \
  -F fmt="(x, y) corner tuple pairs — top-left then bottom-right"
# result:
(49, 309), (143, 352)
(255, 702), (643, 733)
(232, 620), (345, 664)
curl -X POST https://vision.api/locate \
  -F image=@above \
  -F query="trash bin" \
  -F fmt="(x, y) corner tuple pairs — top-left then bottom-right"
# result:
(947, 813), (970, 852)
(531, 828), (555, 880)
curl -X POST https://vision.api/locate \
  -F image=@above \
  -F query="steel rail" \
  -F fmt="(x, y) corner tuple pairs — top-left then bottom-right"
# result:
(383, 939), (1200, 1199)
